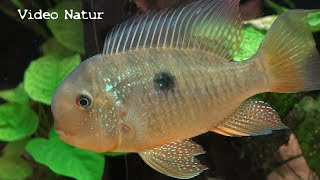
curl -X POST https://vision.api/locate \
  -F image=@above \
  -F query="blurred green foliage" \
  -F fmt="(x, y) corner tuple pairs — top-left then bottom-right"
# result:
(308, 11), (320, 32)
(26, 129), (105, 180)
(234, 26), (265, 61)
(0, 103), (38, 141)
(0, 0), (113, 179)
(0, 0), (319, 179)
(294, 96), (320, 175)
(0, 140), (33, 180)
(47, 1), (84, 53)
(0, 83), (29, 104)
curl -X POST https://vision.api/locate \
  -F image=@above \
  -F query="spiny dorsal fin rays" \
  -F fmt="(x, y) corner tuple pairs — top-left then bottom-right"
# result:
(103, 0), (242, 60)
(186, 1), (215, 49)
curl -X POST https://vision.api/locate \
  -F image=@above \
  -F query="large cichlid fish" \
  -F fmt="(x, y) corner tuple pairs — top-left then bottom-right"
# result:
(51, 0), (320, 178)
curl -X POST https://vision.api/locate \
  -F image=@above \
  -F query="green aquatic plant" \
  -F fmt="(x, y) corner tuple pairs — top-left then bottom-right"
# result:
(0, 0), (119, 179)
(26, 129), (105, 180)
(294, 96), (320, 175)
(0, 0), (319, 179)
(24, 54), (81, 105)
(0, 140), (33, 180)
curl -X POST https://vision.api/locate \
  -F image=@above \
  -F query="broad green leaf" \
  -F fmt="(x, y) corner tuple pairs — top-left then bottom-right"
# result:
(42, 38), (74, 57)
(0, 103), (38, 141)
(49, 127), (59, 139)
(0, 83), (29, 104)
(0, 156), (32, 180)
(295, 96), (320, 175)
(0, 140), (32, 180)
(24, 54), (80, 105)
(26, 132), (105, 180)
(47, 0), (84, 53)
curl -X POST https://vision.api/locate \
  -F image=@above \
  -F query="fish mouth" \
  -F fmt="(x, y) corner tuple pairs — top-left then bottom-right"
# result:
(55, 129), (69, 136)
(55, 129), (74, 141)
(55, 129), (76, 146)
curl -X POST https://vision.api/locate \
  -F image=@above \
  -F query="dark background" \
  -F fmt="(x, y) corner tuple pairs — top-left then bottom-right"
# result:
(1, 0), (320, 179)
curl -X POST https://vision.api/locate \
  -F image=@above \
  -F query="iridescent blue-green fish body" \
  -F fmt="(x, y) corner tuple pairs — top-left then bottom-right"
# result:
(51, 0), (320, 179)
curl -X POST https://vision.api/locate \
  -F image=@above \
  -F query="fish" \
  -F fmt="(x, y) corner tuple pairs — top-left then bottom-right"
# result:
(51, 0), (320, 179)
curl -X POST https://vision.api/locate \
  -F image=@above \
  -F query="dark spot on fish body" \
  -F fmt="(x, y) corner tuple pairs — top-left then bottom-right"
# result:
(154, 72), (176, 93)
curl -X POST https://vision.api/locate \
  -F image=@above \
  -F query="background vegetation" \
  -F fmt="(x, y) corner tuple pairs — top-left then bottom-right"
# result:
(0, 0), (319, 179)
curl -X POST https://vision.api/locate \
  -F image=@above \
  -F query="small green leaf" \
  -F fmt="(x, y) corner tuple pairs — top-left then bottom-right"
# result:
(0, 103), (38, 141)
(26, 132), (105, 180)
(308, 11), (320, 32)
(24, 54), (80, 105)
(0, 83), (29, 104)
(0, 140), (32, 180)
(42, 38), (74, 57)
(0, 156), (32, 180)
(47, 0), (84, 53)
(0, 135), (31, 179)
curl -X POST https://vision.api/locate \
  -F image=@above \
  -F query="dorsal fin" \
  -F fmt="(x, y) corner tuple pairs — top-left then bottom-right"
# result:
(103, 0), (242, 60)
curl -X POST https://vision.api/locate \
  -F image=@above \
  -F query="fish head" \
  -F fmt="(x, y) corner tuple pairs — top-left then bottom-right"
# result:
(51, 54), (121, 152)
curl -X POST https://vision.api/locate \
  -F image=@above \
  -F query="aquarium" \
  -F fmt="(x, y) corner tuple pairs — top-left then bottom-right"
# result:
(0, 0), (320, 179)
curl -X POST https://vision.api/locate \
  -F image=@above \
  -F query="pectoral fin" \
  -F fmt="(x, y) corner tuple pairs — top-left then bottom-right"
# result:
(211, 100), (288, 136)
(138, 139), (207, 179)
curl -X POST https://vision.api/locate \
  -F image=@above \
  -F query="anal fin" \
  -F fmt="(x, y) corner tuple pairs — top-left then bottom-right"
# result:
(212, 100), (288, 136)
(139, 139), (207, 179)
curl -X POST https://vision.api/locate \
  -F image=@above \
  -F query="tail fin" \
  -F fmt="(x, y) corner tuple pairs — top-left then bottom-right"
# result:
(258, 10), (320, 93)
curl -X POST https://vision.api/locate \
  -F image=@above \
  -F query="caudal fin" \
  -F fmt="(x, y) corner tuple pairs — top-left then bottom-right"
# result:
(258, 10), (320, 93)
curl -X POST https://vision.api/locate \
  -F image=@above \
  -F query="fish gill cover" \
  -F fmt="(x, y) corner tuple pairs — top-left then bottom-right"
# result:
(0, 0), (319, 179)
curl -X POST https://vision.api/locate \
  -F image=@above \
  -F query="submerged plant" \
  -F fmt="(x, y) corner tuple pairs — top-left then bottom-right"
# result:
(0, 0), (319, 179)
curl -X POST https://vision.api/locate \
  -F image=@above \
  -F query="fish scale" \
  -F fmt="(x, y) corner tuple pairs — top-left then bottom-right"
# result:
(98, 48), (258, 148)
(108, 49), (251, 147)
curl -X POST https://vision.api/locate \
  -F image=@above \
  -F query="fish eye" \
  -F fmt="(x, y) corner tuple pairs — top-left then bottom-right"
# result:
(76, 93), (92, 110)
